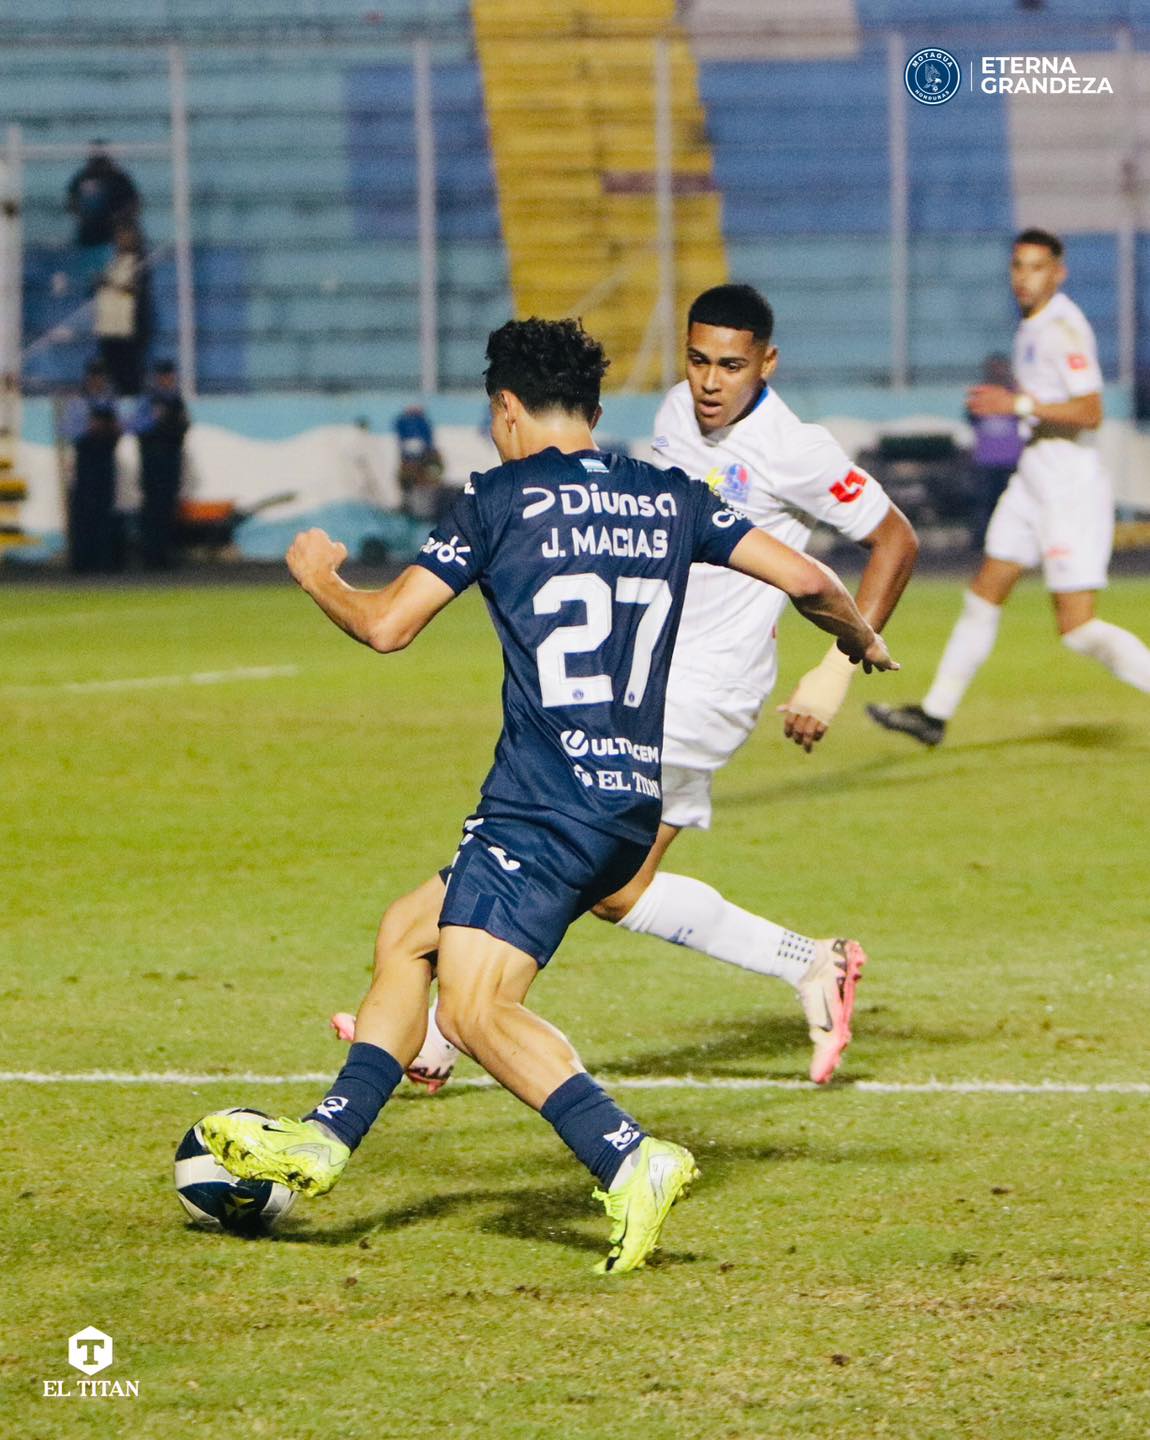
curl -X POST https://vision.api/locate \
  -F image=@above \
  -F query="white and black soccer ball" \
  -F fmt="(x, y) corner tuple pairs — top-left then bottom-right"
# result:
(174, 1108), (297, 1235)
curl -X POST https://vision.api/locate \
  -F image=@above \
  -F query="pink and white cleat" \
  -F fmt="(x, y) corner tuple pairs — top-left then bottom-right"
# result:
(797, 939), (867, 1084)
(327, 1002), (459, 1094)
(406, 1002), (459, 1094)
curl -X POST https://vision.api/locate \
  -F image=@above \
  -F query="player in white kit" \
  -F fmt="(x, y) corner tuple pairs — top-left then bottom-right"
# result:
(334, 286), (918, 1086)
(581, 286), (917, 1081)
(869, 228), (1150, 747)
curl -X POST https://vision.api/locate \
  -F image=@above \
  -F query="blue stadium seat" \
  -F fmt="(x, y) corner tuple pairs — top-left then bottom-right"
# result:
(10, 4), (1118, 394)
(3, 37), (509, 391)
(1, 31), (510, 393)
(698, 30), (1091, 383)
(440, 241), (510, 293)
(441, 331), (496, 389)
(254, 242), (423, 291)
(856, 0), (1121, 23)
(1, 22), (508, 390)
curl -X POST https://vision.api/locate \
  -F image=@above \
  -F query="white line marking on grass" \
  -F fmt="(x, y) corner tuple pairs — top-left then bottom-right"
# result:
(1, 1071), (1147, 1095)
(1, 664), (298, 695)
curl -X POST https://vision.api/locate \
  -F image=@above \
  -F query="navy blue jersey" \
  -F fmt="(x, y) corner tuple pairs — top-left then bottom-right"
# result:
(415, 448), (753, 844)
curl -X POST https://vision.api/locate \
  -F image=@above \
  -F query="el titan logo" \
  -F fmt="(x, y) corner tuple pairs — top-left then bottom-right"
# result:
(41, 1328), (140, 1400)
(69, 1328), (113, 1376)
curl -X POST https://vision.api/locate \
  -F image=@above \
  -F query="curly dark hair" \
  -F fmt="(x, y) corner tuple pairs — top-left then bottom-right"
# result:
(484, 317), (609, 422)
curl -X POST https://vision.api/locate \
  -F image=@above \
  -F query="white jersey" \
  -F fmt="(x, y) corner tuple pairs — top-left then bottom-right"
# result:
(1013, 290), (1103, 411)
(985, 291), (1112, 591)
(651, 381), (891, 700)
(1013, 291), (1104, 480)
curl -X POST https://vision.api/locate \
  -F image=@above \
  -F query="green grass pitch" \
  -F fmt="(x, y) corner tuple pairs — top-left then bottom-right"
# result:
(3, 573), (1148, 1438)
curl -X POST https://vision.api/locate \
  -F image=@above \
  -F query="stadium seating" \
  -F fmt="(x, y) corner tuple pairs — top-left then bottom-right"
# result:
(1, 10), (503, 393)
(472, 0), (726, 389)
(0, 0), (1138, 394)
(694, 4), (1130, 385)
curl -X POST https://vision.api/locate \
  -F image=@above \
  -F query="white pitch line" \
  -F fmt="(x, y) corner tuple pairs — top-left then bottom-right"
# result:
(1, 664), (298, 696)
(0, 1071), (1147, 1095)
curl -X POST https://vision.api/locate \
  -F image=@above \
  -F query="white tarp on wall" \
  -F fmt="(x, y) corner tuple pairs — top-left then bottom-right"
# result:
(15, 411), (1149, 551)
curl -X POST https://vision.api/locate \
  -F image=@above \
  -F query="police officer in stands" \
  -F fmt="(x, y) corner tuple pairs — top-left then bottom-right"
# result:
(63, 360), (124, 574)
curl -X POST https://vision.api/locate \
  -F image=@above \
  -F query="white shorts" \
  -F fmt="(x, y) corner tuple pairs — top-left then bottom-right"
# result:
(659, 667), (771, 830)
(984, 443), (1113, 592)
(660, 763), (716, 830)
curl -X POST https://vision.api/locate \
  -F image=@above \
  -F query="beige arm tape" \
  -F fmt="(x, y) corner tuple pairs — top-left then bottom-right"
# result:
(781, 641), (858, 725)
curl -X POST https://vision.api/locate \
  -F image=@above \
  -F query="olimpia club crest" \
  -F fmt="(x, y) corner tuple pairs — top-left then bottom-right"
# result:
(905, 48), (961, 106)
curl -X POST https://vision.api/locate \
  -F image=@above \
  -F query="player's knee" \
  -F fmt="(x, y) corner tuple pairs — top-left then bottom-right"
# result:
(1054, 597), (1096, 637)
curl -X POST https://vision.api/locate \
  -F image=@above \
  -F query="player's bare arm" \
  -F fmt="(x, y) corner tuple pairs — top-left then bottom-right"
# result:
(725, 528), (896, 671)
(778, 503), (918, 751)
(286, 528), (456, 652)
(966, 384), (1102, 431)
(850, 504), (919, 633)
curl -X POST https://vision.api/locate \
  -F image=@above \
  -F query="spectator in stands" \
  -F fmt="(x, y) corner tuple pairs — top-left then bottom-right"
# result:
(94, 223), (152, 396)
(393, 403), (444, 521)
(134, 360), (190, 570)
(63, 361), (125, 574)
(66, 140), (140, 249)
(967, 353), (1024, 548)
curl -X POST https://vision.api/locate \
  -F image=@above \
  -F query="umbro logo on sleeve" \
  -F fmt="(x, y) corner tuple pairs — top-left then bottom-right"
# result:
(829, 469), (867, 504)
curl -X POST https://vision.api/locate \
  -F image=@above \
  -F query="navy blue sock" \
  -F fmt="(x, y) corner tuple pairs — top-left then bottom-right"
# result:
(303, 1042), (404, 1151)
(540, 1073), (646, 1188)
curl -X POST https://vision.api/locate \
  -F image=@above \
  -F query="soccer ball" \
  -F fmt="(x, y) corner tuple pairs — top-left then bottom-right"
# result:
(173, 1108), (297, 1235)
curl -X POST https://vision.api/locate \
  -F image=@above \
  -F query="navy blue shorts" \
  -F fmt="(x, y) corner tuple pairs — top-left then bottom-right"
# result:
(438, 800), (648, 967)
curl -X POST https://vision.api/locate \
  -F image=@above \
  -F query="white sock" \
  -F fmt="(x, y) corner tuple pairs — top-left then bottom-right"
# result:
(618, 871), (816, 989)
(1062, 618), (1150, 692)
(922, 589), (1002, 721)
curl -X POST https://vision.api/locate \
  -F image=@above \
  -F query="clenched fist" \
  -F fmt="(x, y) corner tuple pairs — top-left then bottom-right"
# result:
(287, 528), (348, 590)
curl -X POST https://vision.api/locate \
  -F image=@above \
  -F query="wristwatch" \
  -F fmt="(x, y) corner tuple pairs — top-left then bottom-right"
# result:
(1013, 392), (1036, 419)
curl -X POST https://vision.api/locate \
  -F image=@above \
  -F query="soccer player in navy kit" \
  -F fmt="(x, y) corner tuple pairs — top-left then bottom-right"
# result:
(203, 319), (894, 1274)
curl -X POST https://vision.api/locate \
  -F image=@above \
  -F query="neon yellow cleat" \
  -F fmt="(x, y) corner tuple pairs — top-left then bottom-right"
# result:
(199, 1112), (350, 1197)
(592, 1137), (700, 1275)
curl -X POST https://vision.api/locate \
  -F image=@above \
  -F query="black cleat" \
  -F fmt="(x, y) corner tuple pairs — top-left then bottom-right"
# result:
(866, 703), (946, 747)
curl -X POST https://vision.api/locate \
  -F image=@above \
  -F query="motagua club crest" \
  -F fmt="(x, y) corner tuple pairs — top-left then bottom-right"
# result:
(904, 48), (961, 106)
